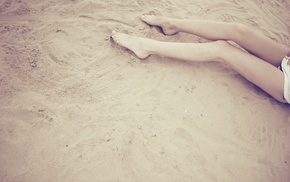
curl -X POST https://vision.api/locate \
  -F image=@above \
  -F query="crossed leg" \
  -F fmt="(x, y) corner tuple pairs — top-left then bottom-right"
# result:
(111, 15), (288, 103)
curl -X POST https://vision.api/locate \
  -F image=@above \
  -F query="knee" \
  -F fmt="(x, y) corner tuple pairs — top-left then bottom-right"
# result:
(213, 40), (234, 60)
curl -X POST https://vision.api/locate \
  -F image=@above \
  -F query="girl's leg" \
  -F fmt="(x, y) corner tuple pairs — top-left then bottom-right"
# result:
(111, 31), (285, 102)
(141, 15), (289, 67)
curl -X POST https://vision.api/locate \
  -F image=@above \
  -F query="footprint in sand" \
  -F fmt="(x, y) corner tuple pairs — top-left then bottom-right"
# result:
(249, 122), (275, 149)
(170, 128), (196, 152)
(41, 146), (56, 163)
(41, 42), (69, 66)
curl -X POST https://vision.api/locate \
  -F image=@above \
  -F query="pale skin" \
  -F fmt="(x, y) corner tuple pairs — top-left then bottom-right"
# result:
(111, 15), (290, 103)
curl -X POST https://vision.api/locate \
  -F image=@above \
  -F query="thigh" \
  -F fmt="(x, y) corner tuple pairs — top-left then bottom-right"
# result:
(167, 19), (288, 66)
(229, 24), (289, 67)
(219, 41), (286, 102)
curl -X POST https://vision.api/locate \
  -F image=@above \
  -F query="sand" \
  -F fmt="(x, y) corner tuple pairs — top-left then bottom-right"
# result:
(0, 0), (290, 181)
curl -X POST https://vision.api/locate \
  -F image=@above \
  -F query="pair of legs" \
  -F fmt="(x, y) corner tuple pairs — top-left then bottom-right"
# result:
(112, 15), (289, 103)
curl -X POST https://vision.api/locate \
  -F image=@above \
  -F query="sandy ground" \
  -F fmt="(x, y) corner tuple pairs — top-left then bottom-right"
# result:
(0, 0), (290, 181)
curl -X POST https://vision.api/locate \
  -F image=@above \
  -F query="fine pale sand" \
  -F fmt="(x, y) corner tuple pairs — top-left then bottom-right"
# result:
(0, 0), (290, 182)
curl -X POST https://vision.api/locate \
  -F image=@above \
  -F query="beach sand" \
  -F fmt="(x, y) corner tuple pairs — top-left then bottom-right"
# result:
(0, 0), (290, 181)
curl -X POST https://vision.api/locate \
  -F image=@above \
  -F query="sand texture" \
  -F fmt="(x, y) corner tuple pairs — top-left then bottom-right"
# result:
(0, 0), (290, 181)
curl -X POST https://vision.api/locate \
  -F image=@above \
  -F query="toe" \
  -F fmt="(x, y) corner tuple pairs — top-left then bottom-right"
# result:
(111, 30), (116, 37)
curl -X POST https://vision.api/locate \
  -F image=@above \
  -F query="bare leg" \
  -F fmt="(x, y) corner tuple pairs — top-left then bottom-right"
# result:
(141, 15), (289, 67)
(111, 31), (285, 102)
(111, 30), (221, 61)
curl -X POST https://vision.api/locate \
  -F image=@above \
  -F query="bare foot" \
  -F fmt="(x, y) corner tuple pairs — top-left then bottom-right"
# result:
(140, 15), (178, 36)
(111, 30), (151, 59)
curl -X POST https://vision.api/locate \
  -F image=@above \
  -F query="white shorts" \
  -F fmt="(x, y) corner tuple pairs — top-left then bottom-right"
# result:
(281, 55), (290, 104)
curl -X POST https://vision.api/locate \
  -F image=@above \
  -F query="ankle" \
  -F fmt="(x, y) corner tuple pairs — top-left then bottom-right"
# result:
(141, 39), (158, 55)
